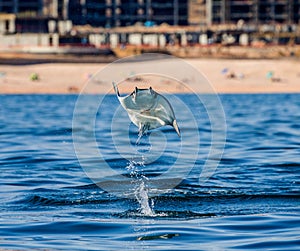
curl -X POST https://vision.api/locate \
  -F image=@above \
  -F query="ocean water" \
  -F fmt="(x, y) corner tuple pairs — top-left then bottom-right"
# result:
(0, 94), (300, 250)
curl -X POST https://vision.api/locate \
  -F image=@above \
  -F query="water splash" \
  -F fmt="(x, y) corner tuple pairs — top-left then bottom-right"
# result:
(135, 180), (155, 216)
(125, 134), (155, 217)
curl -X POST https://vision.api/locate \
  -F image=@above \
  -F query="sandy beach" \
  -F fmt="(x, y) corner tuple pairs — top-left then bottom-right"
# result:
(1, 58), (300, 94)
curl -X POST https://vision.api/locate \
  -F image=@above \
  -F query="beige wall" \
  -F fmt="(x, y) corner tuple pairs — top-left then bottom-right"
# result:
(0, 33), (51, 47)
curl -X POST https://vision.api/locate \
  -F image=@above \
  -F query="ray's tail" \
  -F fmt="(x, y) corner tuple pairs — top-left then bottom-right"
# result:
(112, 82), (120, 97)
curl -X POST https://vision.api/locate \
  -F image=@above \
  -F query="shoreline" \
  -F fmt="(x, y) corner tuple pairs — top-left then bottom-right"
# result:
(1, 58), (300, 94)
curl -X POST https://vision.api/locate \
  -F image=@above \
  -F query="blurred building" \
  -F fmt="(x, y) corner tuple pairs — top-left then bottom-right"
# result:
(0, 0), (43, 15)
(207, 0), (300, 25)
(188, 0), (207, 26)
(0, 0), (72, 33)
(0, 0), (300, 30)
(1, 0), (300, 51)
(0, 0), (71, 18)
(68, 0), (188, 27)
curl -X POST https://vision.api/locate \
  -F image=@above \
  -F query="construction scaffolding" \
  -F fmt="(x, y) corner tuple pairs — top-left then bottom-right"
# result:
(68, 0), (188, 27)
(207, 0), (300, 25)
(0, 0), (300, 28)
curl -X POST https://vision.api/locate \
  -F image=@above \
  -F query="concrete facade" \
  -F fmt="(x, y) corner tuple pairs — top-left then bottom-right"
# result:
(0, 14), (16, 34)
(0, 33), (54, 47)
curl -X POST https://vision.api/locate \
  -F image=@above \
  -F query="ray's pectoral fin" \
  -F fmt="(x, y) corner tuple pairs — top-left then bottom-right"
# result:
(172, 120), (181, 137)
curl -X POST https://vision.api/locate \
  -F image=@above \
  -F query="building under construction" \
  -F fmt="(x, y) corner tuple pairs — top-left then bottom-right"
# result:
(205, 0), (300, 26)
(1, 0), (300, 30)
(0, 0), (188, 28)
(0, 0), (300, 56)
(68, 0), (188, 27)
(0, 0), (66, 18)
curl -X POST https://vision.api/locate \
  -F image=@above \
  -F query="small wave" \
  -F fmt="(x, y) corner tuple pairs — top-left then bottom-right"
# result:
(16, 188), (299, 219)
(114, 209), (216, 219)
(34, 127), (73, 136)
(16, 192), (117, 206)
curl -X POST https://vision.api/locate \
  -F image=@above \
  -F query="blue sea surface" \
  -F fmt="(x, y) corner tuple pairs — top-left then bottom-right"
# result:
(0, 94), (300, 250)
